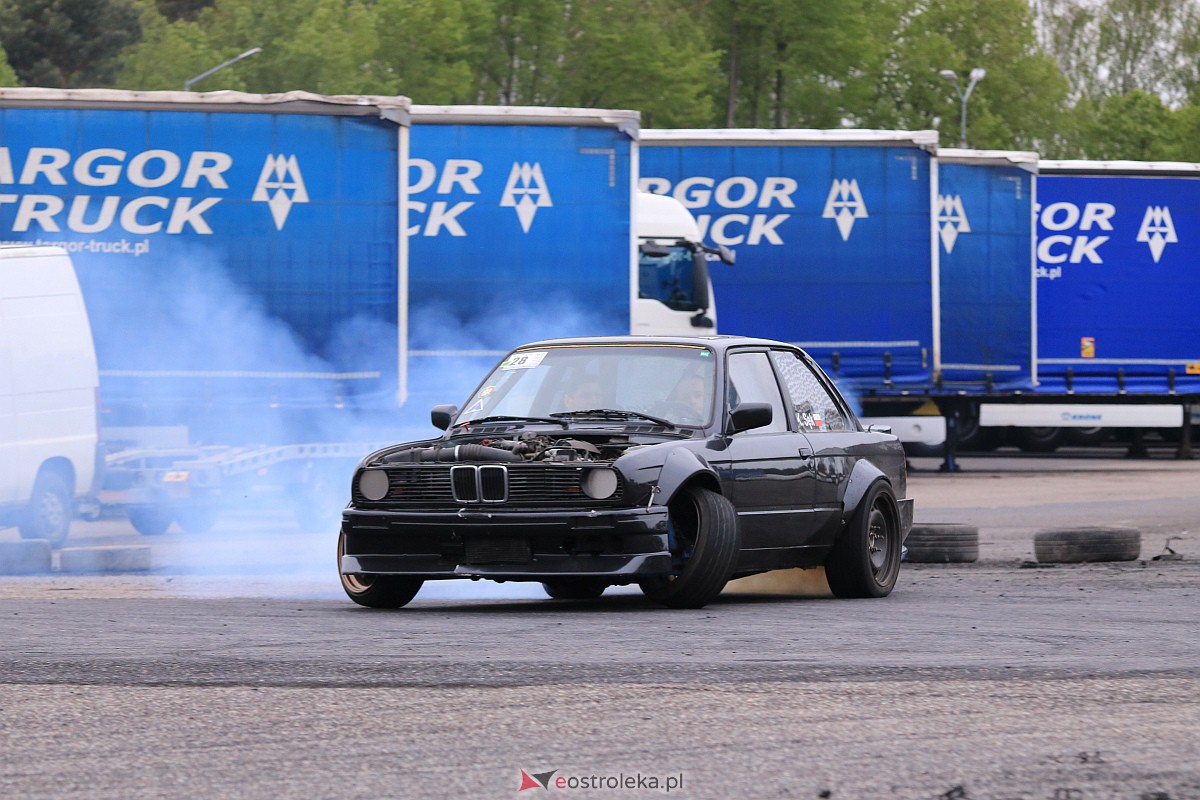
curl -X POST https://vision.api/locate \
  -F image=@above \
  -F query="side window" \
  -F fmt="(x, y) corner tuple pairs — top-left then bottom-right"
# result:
(770, 350), (848, 432)
(726, 352), (789, 433)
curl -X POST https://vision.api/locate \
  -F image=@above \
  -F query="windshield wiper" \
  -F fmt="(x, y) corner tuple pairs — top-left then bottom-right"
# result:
(550, 408), (676, 429)
(456, 415), (568, 429)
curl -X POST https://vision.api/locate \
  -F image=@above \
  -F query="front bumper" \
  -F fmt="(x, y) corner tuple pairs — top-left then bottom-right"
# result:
(340, 505), (672, 580)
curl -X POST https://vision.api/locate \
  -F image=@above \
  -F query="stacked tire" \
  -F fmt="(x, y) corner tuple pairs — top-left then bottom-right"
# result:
(1033, 527), (1141, 563)
(904, 523), (979, 563)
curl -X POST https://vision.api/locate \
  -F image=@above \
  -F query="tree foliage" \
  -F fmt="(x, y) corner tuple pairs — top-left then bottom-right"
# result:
(0, 0), (142, 87)
(3, 0), (1200, 159)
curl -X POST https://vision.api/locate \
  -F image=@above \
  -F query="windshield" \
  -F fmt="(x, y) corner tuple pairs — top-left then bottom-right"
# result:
(457, 344), (716, 427)
(638, 243), (701, 311)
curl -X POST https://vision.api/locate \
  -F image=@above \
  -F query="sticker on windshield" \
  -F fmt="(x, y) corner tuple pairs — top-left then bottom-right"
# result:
(461, 398), (484, 417)
(500, 351), (547, 370)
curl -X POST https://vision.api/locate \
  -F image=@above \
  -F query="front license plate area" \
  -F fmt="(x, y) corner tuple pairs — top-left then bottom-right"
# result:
(464, 537), (532, 565)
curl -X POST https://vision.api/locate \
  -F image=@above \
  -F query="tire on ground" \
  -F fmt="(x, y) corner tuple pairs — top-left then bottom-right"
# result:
(338, 530), (424, 608)
(18, 471), (73, 549)
(824, 481), (902, 598)
(129, 507), (173, 536)
(59, 546), (153, 574)
(639, 485), (739, 609)
(542, 578), (609, 600)
(905, 523), (979, 563)
(1033, 526), (1141, 563)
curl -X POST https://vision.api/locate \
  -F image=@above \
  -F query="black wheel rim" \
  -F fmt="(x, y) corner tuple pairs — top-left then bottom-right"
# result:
(866, 501), (893, 575)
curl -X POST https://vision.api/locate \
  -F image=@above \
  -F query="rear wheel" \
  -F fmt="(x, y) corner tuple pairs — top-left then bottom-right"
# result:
(18, 471), (72, 548)
(639, 485), (738, 609)
(542, 578), (609, 600)
(338, 530), (423, 608)
(824, 482), (901, 598)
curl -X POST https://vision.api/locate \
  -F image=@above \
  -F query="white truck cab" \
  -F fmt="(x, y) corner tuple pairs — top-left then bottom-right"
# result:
(632, 192), (734, 336)
(0, 246), (100, 547)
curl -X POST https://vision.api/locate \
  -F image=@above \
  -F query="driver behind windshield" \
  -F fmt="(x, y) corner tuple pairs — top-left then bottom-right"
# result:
(561, 377), (605, 412)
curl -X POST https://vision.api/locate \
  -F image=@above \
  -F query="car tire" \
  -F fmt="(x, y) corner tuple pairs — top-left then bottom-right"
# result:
(18, 471), (73, 549)
(904, 523), (979, 563)
(1034, 527), (1141, 563)
(824, 481), (902, 598)
(542, 579), (609, 600)
(128, 507), (173, 536)
(338, 530), (423, 608)
(639, 485), (739, 609)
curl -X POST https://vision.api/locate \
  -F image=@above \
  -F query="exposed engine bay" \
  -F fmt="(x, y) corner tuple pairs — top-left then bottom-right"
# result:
(378, 432), (641, 464)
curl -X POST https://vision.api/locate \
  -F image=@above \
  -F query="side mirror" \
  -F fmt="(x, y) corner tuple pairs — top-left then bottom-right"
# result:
(431, 404), (458, 430)
(690, 251), (710, 310)
(726, 402), (773, 434)
(867, 423), (893, 435)
(716, 244), (735, 265)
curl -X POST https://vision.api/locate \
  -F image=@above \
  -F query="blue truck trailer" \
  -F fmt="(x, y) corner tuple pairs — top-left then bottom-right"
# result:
(406, 105), (723, 413)
(0, 92), (722, 536)
(0, 88), (411, 533)
(640, 128), (944, 443)
(641, 133), (1195, 460)
(949, 159), (1199, 456)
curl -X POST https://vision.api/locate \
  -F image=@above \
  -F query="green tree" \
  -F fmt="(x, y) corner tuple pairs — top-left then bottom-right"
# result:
(120, 0), (390, 94)
(0, 43), (18, 86)
(1078, 90), (1179, 160)
(374, 0), (492, 103)
(557, 0), (719, 127)
(708, 0), (880, 128)
(0, 0), (142, 87)
(864, 0), (1067, 151)
(474, 0), (569, 105)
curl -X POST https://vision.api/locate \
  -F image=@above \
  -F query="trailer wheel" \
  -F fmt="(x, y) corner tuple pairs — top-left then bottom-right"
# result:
(542, 579), (609, 600)
(129, 507), (173, 536)
(337, 531), (423, 608)
(1034, 527), (1141, 563)
(824, 482), (901, 598)
(1016, 426), (1064, 452)
(18, 471), (72, 549)
(639, 485), (738, 609)
(904, 523), (979, 563)
(176, 507), (220, 534)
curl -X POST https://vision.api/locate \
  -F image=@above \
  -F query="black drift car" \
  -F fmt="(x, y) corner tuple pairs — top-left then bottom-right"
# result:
(339, 336), (913, 609)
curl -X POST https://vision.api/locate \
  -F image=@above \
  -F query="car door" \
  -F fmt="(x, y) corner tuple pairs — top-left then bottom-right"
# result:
(769, 348), (858, 548)
(722, 349), (822, 571)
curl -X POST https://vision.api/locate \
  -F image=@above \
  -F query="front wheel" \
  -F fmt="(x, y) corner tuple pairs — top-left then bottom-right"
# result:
(338, 531), (423, 608)
(824, 482), (901, 598)
(19, 471), (72, 548)
(639, 485), (739, 609)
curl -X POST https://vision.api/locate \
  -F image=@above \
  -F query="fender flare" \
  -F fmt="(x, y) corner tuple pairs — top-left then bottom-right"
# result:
(655, 447), (722, 507)
(841, 459), (892, 525)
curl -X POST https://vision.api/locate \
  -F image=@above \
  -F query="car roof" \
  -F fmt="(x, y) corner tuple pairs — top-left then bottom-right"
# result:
(510, 335), (797, 353)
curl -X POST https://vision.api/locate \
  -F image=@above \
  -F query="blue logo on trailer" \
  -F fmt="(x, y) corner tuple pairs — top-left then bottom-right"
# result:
(1036, 172), (1200, 391)
(0, 106), (401, 413)
(937, 159), (1035, 390)
(641, 141), (934, 386)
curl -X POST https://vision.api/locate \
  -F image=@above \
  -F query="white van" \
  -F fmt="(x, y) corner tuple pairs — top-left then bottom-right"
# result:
(0, 246), (100, 547)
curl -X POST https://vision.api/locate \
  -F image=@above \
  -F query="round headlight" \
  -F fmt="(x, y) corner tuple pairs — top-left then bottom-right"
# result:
(358, 469), (389, 501)
(582, 468), (619, 500)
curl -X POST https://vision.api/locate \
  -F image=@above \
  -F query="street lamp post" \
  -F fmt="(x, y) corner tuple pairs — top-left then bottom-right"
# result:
(184, 47), (263, 92)
(939, 67), (986, 148)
